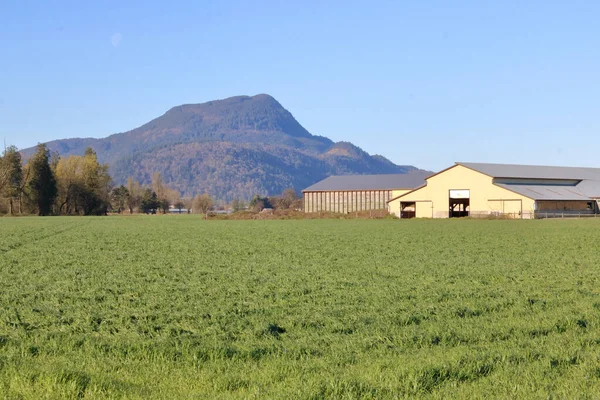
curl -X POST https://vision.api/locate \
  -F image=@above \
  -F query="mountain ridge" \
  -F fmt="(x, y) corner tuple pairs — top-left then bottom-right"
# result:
(21, 94), (428, 201)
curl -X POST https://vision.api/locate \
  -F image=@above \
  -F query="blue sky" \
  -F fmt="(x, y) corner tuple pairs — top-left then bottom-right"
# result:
(1, 0), (599, 171)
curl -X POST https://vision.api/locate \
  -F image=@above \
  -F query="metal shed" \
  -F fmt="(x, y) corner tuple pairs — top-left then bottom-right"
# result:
(302, 171), (429, 214)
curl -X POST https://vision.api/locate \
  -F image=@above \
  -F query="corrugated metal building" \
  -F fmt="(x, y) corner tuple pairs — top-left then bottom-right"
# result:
(387, 162), (600, 219)
(302, 172), (429, 213)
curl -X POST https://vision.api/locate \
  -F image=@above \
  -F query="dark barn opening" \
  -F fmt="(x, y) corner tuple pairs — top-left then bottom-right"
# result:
(400, 202), (416, 219)
(449, 190), (470, 218)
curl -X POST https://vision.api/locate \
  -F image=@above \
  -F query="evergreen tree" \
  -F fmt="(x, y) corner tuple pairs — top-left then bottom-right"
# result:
(140, 188), (160, 214)
(1, 146), (23, 215)
(110, 185), (130, 213)
(26, 144), (57, 216)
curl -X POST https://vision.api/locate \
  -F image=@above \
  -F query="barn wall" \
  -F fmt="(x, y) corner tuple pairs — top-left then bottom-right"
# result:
(388, 165), (535, 218)
(388, 189), (412, 215)
(536, 200), (591, 211)
(415, 201), (433, 218)
(303, 190), (395, 213)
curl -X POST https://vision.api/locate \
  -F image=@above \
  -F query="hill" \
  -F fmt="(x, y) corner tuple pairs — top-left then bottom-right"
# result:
(22, 94), (427, 201)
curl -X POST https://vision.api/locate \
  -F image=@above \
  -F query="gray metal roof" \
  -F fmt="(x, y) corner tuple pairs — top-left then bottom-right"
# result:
(458, 162), (600, 200)
(496, 183), (592, 201)
(575, 180), (600, 198)
(459, 162), (600, 180)
(303, 171), (429, 191)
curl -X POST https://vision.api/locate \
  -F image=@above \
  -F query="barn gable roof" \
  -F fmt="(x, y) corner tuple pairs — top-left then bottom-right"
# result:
(302, 171), (430, 192)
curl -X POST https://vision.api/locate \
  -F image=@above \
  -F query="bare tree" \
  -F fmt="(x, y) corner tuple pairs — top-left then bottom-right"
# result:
(231, 198), (246, 213)
(0, 150), (8, 190)
(0, 164), (9, 197)
(152, 172), (168, 213)
(126, 177), (142, 214)
(278, 188), (298, 210)
(167, 188), (181, 212)
(183, 198), (193, 214)
(193, 194), (214, 219)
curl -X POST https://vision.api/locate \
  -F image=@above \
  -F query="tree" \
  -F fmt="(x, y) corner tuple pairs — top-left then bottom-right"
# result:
(140, 188), (160, 214)
(79, 148), (112, 215)
(126, 177), (142, 214)
(266, 188), (298, 211)
(111, 185), (130, 214)
(174, 200), (186, 212)
(49, 151), (60, 173)
(1, 146), (23, 215)
(26, 144), (58, 216)
(193, 193), (214, 219)
(152, 172), (169, 213)
(0, 155), (10, 213)
(0, 161), (8, 194)
(291, 197), (304, 211)
(167, 188), (181, 211)
(183, 198), (194, 214)
(231, 198), (246, 213)
(249, 194), (272, 212)
(55, 155), (83, 215)
(53, 148), (112, 215)
(159, 198), (170, 214)
(280, 188), (298, 210)
(17, 163), (32, 214)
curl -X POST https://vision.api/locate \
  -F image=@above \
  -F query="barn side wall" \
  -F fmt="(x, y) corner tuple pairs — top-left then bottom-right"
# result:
(303, 190), (396, 213)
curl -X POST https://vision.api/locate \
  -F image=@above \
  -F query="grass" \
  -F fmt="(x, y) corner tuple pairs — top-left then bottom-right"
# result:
(1, 217), (600, 398)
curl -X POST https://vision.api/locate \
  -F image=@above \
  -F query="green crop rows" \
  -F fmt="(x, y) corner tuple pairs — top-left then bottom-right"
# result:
(1, 217), (600, 398)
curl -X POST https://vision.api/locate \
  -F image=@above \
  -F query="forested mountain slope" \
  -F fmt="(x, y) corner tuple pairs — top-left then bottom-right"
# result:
(22, 94), (426, 201)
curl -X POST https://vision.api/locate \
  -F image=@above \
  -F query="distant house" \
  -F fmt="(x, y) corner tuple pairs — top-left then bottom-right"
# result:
(302, 172), (430, 213)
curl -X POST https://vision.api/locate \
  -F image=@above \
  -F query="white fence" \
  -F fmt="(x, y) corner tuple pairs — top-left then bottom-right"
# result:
(534, 211), (599, 219)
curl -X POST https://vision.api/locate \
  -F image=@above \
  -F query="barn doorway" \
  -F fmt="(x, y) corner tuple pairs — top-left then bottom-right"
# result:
(400, 202), (416, 219)
(449, 190), (470, 218)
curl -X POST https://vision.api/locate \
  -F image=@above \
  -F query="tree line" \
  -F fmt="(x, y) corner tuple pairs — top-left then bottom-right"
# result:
(0, 144), (301, 216)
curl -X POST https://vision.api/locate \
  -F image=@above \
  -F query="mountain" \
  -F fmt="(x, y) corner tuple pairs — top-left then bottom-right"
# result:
(22, 94), (428, 201)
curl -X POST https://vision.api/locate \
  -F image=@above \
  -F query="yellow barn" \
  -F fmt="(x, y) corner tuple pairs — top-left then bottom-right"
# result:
(388, 162), (600, 219)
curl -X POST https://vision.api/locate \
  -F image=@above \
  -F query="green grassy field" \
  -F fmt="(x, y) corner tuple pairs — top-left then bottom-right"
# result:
(1, 217), (600, 398)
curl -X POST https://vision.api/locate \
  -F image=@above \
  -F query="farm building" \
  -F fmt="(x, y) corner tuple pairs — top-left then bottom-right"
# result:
(303, 171), (429, 213)
(388, 162), (600, 219)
